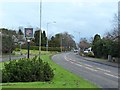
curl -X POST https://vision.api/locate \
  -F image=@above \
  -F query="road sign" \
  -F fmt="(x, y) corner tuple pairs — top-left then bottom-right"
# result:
(24, 28), (33, 38)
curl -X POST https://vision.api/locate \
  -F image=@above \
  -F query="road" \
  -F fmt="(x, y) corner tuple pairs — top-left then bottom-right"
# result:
(0, 54), (35, 62)
(52, 52), (119, 89)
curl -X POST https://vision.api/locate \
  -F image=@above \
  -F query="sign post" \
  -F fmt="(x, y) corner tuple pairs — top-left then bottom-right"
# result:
(24, 28), (33, 58)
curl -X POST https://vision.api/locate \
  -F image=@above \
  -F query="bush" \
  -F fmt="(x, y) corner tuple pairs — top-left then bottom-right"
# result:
(83, 51), (94, 57)
(79, 52), (85, 56)
(15, 48), (20, 51)
(2, 56), (54, 82)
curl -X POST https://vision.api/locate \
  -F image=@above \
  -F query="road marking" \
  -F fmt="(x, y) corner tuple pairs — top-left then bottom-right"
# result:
(70, 61), (74, 64)
(69, 58), (72, 60)
(104, 73), (119, 78)
(75, 63), (82, 67)
(97, 68), (111, 73)
(85, 67), (97, 72)
(84, 64), (93, 68)
(64, 56), (69, 61)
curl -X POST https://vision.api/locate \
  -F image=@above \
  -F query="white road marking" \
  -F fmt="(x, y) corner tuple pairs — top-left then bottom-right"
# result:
(70, 61), (74, 64)
(64, 54), (116, 75)
(84, 64), (93, 67)
(64, 56), (69, 61)
(85, 66), (98, 72)
(75, 63), (83, 67)
(97, 68), (111, 73)
(104, 73), (119, 78)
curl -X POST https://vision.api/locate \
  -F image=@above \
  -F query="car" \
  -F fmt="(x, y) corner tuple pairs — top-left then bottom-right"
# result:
(74, 49), (78, 53)
(83, 50), (89, 53)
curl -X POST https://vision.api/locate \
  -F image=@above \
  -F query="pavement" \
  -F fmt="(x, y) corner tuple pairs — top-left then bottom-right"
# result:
(0, 54), (36, 62)
(80, 56), (119, 68)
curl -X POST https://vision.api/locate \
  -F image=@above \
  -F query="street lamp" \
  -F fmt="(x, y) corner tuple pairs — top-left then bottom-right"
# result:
(27, 39), (30, 58)
(39, 0), (42, 57)
(74, 31), (80, 52)
(46, 21), (56, 53)
(60, 35), (64, 52)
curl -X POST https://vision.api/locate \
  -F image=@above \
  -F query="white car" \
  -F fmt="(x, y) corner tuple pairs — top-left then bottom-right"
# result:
(74, 49), (78, 53)
(84, 50), (89, 53)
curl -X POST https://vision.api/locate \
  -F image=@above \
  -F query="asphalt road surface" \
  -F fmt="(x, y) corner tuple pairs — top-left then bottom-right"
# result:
(52, 52), (119, 89)
(0, 54), (35, 62)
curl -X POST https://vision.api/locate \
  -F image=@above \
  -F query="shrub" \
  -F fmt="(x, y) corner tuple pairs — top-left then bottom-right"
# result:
(86, 52), (94, 57)
(15, 48), (20, 51)
(79, 51), (85, 56)
(2, 56), (54, 82)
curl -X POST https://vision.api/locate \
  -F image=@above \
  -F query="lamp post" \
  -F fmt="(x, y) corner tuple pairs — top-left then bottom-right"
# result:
(60, 35), (64, 52)
(46, 21), (56, 53)
(27, 39), (30, 58)
(74, 31), (80, 52)
(39, 0), (42, 57)
(0, 32), (1, 58)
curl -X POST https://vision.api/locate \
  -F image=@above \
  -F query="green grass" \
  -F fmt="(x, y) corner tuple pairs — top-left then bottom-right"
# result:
(1, 50), (100, 88)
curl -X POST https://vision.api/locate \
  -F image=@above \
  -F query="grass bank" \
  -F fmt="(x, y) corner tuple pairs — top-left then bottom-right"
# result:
(1, 50), (99, 88)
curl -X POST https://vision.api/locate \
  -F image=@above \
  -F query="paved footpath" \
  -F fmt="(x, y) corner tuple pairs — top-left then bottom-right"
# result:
(80, 56), (119, 68)
(0, 54), (36, 62)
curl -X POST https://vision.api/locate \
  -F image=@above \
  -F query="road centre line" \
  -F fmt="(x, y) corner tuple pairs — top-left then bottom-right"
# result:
(97, 68), (111, 73)
(104, 73), (119, 78)
(64, 53), (119, 79)
(84, 64), (93, 68)
(70, 61), (74, 64)
(74, 63), (83, 67)
(85, 66), (98, 72)
(65, 54), (112, 73)
(64, 55), (97, 72)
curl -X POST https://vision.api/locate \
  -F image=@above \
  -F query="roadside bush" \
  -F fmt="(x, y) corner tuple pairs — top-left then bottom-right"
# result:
(15, 48), (20, 51)
(79, 51), (85, 56)
(2, 56), (54, 82)
(82, 51), (94, 57)
(87, 52), (95, 57)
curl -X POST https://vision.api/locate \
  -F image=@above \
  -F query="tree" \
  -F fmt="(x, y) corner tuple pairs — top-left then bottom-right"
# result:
(17, 29), (24, 42)
(92, 34), (101, 45)
(18, 29), (24, 35)
(42, 30), (47, 46)
(92, 34), (101, 58)
(79, 38), (90, 51)
(34, 30), (47, 46)
(0, 28), (16, 53)
(49, 32), (76, 51)
(104, 14), (120, 58)
(34, 30), (41, 46)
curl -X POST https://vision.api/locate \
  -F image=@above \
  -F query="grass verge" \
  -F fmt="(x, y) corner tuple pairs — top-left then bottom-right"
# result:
(1, 51), (100, 88)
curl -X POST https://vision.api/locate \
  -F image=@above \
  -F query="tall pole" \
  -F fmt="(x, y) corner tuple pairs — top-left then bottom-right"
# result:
(74, 31), (80, 48)
(39, 0), (42, 57)
(61, 34), (63, 52)
(77, 32), (80, 43)
(46, 23), (49, 53)
(46, 21), (56, 53)
(61, 36), (62, 52)
(118, 1), (120, 64)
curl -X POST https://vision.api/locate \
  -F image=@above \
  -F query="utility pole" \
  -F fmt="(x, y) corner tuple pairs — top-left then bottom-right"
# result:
(74, 31), (80, 52)
(46, 21), (56, 53)
(39, 0), (42, 57)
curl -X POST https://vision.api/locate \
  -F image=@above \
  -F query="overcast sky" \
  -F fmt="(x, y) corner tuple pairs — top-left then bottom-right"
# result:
(0, 0), (118, 43)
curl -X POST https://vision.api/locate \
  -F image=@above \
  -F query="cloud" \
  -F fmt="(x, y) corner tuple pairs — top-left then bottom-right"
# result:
(0, 0), (118, 3)
(0, 1), (118, 43)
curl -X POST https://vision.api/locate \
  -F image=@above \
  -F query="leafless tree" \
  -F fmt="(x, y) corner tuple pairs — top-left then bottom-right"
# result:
(105, 14), (119, 41)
